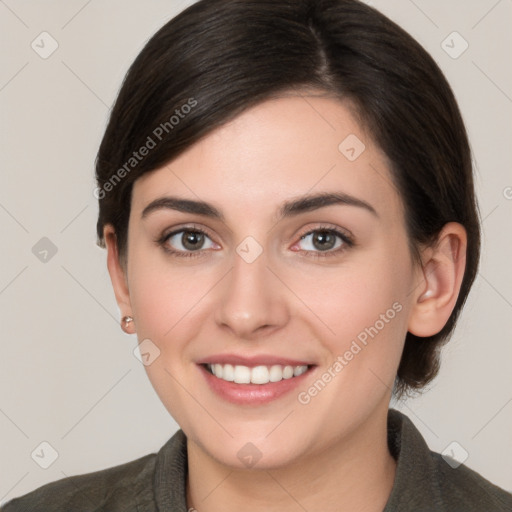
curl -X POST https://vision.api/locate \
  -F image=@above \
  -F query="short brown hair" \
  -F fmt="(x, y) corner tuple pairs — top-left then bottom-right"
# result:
(95, 0), (481, 397)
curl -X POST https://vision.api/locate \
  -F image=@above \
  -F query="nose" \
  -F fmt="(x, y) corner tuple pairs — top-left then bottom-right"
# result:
(214, 247), (290, 340)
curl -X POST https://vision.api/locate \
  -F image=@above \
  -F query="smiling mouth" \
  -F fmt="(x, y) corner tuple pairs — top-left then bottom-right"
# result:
(203, 363), (312, 385)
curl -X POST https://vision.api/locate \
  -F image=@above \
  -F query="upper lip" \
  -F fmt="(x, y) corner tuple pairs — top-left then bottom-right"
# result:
(196, 354), (315, 367)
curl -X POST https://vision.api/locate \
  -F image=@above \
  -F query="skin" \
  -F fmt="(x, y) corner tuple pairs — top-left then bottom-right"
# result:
(104, 94), (467, 512)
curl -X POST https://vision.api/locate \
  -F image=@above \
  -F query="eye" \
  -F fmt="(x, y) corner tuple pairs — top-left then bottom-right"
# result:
(157, 224), (353, 259)
(292, 226), (354, 258)
(158, 227), (219, 257)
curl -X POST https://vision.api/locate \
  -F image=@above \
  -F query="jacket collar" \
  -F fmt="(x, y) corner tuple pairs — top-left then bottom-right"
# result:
(153, 427), (188, 510)
(152, 409), (445, 511)
(383, 409), (445, 511)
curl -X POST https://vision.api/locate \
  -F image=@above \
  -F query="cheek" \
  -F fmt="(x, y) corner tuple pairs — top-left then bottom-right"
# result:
(126, 249), (216, 427)
(127, 248), (214, 342)
(297, 256), (409, 341)
(289, 264), (410, 437)
(291, 243), (413, 386)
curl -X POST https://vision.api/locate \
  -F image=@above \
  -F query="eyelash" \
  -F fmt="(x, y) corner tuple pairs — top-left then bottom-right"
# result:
(156, 224), (355, 259)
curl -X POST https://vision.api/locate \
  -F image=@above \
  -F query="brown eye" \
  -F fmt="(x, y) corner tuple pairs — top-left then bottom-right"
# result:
(311, 230), (337, 251)
(298, 229), (345, 252)
(163, 229), (217, 254)
(181, 231), (205, 251)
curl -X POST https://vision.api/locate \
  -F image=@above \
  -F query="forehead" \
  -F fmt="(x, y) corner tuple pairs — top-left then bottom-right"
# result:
(131, 95), (402, 224)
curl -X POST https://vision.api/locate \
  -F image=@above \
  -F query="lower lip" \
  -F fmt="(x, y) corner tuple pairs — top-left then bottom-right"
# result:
(198, 364), (315, 405)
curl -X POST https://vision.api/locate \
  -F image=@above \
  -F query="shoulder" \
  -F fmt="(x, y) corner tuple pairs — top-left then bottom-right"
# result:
(1, 452), (157, 512)
(386, 409), (512, 512)
(2, 429), (188, 512)
(430, 451), (512, 511)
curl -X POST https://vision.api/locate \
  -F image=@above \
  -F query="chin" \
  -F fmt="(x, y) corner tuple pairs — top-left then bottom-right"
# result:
(188, 423), (314, 471)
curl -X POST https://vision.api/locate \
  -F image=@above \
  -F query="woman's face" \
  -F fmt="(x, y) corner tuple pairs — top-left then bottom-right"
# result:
(121, 95), (423, 468)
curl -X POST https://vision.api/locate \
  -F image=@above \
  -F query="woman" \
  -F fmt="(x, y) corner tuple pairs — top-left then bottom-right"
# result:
(3, 0), (511, 510)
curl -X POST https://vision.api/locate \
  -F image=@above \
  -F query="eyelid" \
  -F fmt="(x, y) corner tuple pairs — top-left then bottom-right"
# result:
(293, 223), (354, 245)
(287, 223), (354, 257)
(158, 222), (215, 241)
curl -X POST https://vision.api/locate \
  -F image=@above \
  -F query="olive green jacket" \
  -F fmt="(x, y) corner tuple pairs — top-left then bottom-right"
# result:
(2, 409), (511, 511)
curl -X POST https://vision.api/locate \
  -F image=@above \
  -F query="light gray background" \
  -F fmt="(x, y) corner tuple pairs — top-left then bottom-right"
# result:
(1, 0), (511, 503)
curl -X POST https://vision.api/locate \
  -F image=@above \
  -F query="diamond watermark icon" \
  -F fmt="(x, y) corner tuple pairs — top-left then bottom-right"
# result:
(31, 31), (59, 59)
(237, 442), (263, 468)
(133, 338), (161, 366)
(31, 441), (59, 469)
(338, 134), (366, 161)
(441, 441), (469, 469)
(32, 237), (58, 263)
(236, 236), (263, 263)
(441, 32), (469, 59)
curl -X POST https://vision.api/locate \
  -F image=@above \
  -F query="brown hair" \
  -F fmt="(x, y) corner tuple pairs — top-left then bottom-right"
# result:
(95, 0), (480, 397)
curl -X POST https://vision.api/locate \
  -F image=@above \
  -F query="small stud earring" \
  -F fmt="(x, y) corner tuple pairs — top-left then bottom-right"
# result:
(121, 316), (134, 332)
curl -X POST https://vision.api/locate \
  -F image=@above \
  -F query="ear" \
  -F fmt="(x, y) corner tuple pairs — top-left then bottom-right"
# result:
(408, 222), (467, 337)
(104, 224), (135, 334)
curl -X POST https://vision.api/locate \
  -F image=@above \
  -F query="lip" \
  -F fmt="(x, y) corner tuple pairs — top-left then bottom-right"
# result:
(197, 362), (317, 406)
(196, 353), (315, 367)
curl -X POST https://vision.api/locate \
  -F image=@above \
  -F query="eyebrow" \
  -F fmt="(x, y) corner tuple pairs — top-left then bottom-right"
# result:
(141, 192), (379, 221)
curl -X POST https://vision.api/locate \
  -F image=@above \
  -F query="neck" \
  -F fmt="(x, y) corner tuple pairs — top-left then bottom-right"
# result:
(186, 407), (397, 512)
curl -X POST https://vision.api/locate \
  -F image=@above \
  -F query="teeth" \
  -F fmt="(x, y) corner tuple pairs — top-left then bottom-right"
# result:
(206, 363), (309, 384)
(234, 365), (251, 384)
(251, 365), (269, 384)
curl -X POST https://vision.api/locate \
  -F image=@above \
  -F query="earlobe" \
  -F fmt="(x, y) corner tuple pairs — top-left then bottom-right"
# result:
(408, 222), (467, 337)
(104, 225), (136, 334)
